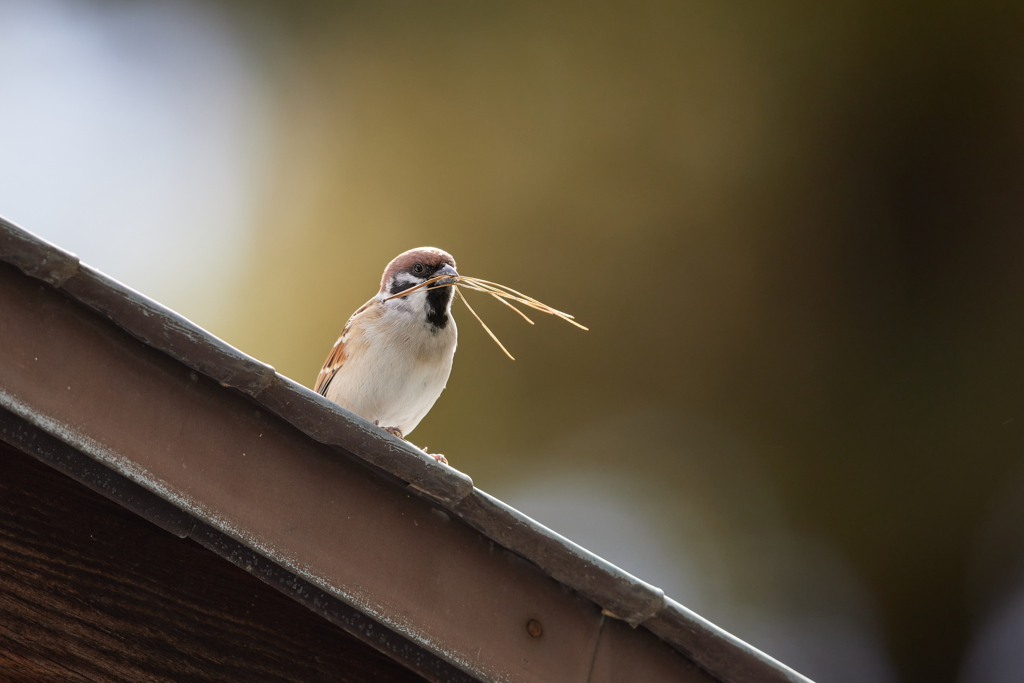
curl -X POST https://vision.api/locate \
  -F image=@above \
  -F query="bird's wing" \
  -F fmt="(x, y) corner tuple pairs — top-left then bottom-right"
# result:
(315, 296), (377, 397)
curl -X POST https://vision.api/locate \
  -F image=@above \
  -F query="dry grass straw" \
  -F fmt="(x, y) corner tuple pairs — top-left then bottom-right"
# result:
(382, 273), (587, 359)
(455, 286), (516, 359)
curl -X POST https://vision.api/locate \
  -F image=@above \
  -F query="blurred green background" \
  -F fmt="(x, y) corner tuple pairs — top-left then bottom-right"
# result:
(4, 1), (1024, 681)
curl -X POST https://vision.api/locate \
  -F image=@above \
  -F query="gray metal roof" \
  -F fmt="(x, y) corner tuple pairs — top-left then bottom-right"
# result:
(0, 214), (811, 683)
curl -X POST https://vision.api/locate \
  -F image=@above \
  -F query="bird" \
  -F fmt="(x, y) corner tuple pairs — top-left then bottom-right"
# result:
(315, 247), (459, 464)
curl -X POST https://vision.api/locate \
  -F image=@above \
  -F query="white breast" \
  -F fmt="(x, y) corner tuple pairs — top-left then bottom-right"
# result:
(324, 296), (457, 436)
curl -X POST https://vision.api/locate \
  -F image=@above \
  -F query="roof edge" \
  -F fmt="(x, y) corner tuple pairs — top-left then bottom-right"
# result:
(0, 214), (812, 683)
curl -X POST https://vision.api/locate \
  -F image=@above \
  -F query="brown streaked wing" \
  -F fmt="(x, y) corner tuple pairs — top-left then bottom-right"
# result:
(314, 297), (376, 396)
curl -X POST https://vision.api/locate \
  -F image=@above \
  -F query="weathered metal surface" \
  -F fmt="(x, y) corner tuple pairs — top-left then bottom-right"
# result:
(589, 618), (719, 683)
(644, 600), (809, 683)
(0, 214), (813, 683)
(0, 220), (78, 286)
(454, 490), (665, 626)
(61, 262), (277, 398)
(257, 375), (474, 505)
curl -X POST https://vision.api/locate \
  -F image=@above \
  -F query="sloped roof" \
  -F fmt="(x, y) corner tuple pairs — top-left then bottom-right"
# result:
(0, 215), (811, 683)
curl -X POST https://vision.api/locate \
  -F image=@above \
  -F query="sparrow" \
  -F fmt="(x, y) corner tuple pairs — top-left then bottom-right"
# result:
(315, 247), (459, 464)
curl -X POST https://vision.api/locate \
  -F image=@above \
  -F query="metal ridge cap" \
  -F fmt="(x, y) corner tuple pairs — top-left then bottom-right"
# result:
(0, 215), (275, 396)
(258, 373), (476, 505)
(63, 263), (277, 396)
(645, 598), (814, 683)
(455, 488), (666, 627)
(0, 214), (79, 286)
(452, 487), (815, 682)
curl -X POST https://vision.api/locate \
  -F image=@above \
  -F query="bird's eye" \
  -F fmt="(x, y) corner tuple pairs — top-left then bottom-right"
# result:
(413, 263), (424, 275)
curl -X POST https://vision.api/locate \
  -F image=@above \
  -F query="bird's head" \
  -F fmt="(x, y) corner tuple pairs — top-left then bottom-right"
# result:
(379, 247), (459, 328)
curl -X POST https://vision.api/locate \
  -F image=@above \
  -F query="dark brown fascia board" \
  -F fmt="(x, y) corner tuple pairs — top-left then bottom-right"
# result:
(0, 407), (480, 683)
(0, 215), (811, 683)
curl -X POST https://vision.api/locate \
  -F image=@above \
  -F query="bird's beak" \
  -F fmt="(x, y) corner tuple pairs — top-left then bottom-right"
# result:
(435, 264), (459, 284)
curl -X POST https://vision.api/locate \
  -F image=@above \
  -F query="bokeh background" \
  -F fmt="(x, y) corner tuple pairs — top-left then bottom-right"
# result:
(3, 1), (1024, 681)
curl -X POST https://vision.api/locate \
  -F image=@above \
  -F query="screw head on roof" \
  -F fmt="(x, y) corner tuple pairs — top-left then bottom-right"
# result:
(526, 619), (543, 638)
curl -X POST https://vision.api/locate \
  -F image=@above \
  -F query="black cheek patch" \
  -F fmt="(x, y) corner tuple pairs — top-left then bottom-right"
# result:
(389, 274), (416, 295)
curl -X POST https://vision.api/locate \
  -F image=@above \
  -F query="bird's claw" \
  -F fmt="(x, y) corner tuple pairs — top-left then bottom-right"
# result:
(380, 425), (404, 439)
(420, 446), (448, 465)
(375, 422), (445, 463)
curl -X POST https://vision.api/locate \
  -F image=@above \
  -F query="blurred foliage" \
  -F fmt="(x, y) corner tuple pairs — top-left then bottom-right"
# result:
(189, 2), (1024, 681)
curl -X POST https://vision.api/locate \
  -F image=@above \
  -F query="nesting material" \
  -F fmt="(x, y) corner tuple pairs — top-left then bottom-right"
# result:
(383, 273), (587, 360)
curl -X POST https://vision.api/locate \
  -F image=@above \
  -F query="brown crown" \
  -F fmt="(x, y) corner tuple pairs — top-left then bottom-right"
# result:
(379, 247), (457, 292)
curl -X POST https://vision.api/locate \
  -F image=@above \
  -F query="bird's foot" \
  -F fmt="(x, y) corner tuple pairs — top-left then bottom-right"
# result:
(420, 446), (448, 465)
(375, 421), (446, 464)
(373, 421), (405, 439)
